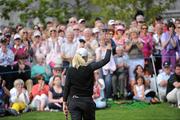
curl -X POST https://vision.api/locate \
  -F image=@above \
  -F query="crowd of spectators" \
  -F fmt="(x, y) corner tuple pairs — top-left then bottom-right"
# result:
(0, 13), (180, 116)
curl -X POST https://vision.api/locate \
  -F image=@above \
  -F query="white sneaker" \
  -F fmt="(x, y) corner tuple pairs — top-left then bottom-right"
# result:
(44, 107), (49, 111)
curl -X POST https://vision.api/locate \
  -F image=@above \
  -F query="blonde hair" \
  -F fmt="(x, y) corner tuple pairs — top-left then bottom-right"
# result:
(14, 79), (24, 87)
(72, 54), (86, 69)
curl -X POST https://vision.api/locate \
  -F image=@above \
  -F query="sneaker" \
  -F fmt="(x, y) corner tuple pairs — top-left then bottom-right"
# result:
(23, 107), (30, 113)
(44, 106), (49, 111)
(7, 109), (19, 116)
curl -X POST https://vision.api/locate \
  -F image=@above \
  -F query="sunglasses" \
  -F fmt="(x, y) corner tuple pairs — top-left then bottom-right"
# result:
(50, 30), (56, 33)
(142, 27), (147, 29)
(73, 28), (79, 31)
(70, 21), (76, 23)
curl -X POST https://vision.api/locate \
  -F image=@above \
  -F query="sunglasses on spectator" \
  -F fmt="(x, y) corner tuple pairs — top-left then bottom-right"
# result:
(73, 28), (80, 31)
(35, 36), (40, 38)
(70, 21), (77, 23)
(23, 31), (28, 34)
(177, 27), (180, 29)
(58, 29), (64, 33)
(142, 27), (148, 30)
(138, 21), (144, 23)
(50, 30), (56, 33)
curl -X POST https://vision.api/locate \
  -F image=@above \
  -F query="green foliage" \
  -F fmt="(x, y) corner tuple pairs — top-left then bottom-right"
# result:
(0, 0), (177, 26)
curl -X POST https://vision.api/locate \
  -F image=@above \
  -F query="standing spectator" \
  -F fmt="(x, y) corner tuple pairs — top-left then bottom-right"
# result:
(140, 24), (153, 61)
(153, 23), (163, 73)
(166, 63), (180, 108)
(175, 23), (180, 63)
(61, 30), (78, 69)
(157, 61), (172, 102)
(46, 27), (61, 67)
(12, 34), (28, 62)
(31, 30), (47, 62)
(0, 38), (14, 89)
(48, 75), (63, 111)
(31, 75), (49, 111)
(113, 25), (126, 47)
(95, 37), (116, 98)
(8, 79), (29, 116)
(83, 28), (98, 63)
(125, 27), (144, 90)
(112, 46), (129, 99)
(161, 22), (178, 71)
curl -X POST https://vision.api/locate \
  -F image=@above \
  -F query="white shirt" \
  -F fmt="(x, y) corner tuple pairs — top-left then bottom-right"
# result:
(10, 88), (29, 105)
(61, 41), (78, 58)
(157, 71), (172, 94)
(0, 48), (14, 66)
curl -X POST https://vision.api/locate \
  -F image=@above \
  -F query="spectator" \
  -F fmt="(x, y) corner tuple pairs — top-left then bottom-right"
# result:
(13, 55), (32, 93)
(46, 27), (61, 67)
(125, 27), (144, 90)
(113, 25), (126, 47)
(48, 75), (63, 111)
(31, 55), (51, 84)
(166, 63), (180, 108)
(157, 61), (172, 102)
(31, 75), (49, 111)
(0, 77), (10, 110)
(95, 37), (116, 98)
(31, 30), (47, 62)
(61, 30), (78, 69)
(8, 79), (29, 116)
(93, 70), (106, 109)
(0, 38), (14, 89)
(12, 34), (28, 62)
(84, 28), (98, 63)
(133, 76), (159, 103)
(112, 46), (129, 99)
(153, 23), (163, 73)
(161, 22), (178, 71)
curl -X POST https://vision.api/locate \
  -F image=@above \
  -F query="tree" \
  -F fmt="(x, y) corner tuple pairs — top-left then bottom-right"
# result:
(90, 0), (176, 24)
(0, 0), (177, 26)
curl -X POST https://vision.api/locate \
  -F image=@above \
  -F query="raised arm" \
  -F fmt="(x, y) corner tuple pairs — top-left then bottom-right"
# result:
(90, 43), (112, 71)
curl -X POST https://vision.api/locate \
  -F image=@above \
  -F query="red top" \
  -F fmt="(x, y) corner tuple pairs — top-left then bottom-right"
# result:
(31, 84), (49, 97)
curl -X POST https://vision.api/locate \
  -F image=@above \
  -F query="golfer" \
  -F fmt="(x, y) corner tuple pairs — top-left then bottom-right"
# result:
(63, 43), (112, 120)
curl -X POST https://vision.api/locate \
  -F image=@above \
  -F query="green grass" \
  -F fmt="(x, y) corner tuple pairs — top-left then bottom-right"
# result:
(1, 102), (180, 120)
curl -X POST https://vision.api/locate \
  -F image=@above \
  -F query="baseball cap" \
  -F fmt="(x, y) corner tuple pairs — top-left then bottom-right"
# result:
(33, 30), (41, 37)
(108, 19), (115, 26)
(163, 61), (170, 67)
(14, 34), (21, 40)
(78, 19), (86, 24)
(76, 48), (88, 57)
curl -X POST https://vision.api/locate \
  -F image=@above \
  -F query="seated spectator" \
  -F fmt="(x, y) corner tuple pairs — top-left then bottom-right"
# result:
(133, 76), (159, 103)
(13, 55), (32, 93)
(166, 64), (180, 108)
(112, 46), (129, 100)
(157, 61), (172, 102)
(0, 77), (10, 110)
(48, 75), (63, 111)
(31, 55), (51, 84)
(30, 75), (49, 111)
(8, 79), (30, 116)
(92, 70), (106, 109)
(49, 64), (62, 87)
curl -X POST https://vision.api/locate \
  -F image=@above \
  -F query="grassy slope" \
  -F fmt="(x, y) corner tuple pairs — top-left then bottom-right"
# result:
(1, 103), (180, 120)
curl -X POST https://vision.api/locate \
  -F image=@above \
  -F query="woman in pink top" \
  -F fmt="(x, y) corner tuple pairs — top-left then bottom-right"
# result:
(113, 25), (126, 47)
(140, 24), (153, 59)
(30, 74), (49, 111)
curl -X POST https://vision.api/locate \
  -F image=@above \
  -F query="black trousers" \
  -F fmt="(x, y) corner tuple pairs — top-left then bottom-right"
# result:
(68, 96), (96, 120)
